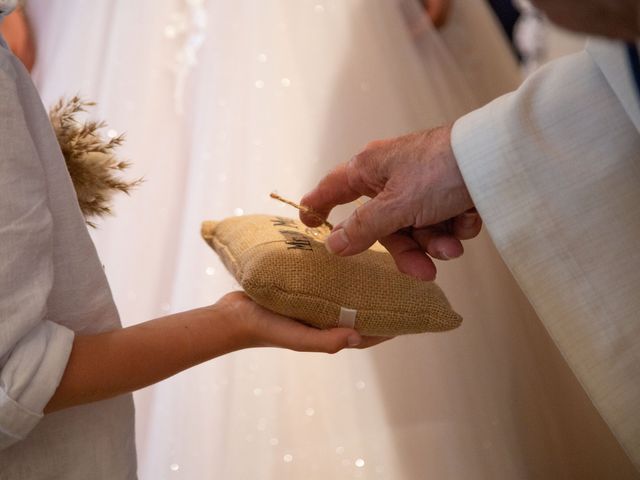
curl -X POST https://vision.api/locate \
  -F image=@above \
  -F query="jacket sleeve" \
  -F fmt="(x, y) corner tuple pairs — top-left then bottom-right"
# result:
(451, 46), (640, 469)
(0, 54), (74, 449)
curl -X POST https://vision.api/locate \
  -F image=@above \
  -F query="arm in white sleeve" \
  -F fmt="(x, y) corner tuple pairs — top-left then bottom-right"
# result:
(451, 46), (640, 469)
(0, 56), (74, 449)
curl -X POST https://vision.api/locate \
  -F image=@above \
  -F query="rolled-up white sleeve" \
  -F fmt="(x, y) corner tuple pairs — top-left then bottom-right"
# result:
(0, 59), (74, 449)
(451, 47), (640, 468)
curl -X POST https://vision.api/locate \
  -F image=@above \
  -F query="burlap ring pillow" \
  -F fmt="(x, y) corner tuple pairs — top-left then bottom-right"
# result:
(201, 215), (462, 336)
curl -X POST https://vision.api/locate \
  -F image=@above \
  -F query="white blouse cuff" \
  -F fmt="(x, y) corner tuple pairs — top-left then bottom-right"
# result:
(0, 321), (74, 449)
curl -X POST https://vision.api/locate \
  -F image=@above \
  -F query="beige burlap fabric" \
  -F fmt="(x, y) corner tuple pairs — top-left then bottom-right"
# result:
(201, 215), (462, 336)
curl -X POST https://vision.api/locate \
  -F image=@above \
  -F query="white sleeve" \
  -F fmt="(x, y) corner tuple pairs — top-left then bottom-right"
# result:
(451, 49), (640, 468)
(0, 57), (74, 449)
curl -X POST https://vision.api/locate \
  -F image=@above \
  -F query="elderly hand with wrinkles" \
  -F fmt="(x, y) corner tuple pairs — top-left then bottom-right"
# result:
(300, 126), (480, 282)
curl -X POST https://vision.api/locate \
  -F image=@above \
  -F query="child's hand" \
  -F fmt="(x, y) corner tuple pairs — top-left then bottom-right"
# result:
(215, 291), (390, 353)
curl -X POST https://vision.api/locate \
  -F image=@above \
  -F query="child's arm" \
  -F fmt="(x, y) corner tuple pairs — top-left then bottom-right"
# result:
(45, 292), (382, 413)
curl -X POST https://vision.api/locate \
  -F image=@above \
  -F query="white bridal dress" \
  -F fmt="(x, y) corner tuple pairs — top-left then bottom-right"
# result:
(27, 0), (636, 478)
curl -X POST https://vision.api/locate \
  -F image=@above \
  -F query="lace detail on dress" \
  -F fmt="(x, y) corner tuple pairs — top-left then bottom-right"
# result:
(164, 0), (208, 114)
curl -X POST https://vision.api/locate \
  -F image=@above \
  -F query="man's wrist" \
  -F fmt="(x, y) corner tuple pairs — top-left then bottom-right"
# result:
(426, 125), (474, 217)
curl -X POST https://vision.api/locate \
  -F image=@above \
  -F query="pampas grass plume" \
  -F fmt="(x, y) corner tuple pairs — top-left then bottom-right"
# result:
(49, 96), (142, 227)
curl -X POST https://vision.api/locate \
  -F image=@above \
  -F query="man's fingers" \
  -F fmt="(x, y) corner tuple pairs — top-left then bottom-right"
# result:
(412, 226), (463, 260)
(451, 209), (483, 240)
(379, 232), (437, 281)
(300, 149), (386, 227)
(325, 195), (410, 256)
(300, 163), (362, 227)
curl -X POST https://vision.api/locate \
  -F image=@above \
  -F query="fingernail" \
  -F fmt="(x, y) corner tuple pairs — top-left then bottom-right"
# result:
(326, 228), (349, 255)
(461, 212), (478, 228)
(347, 334), (362, 347)
(439, 248), (462, 260)
(437, 250), (451, 260)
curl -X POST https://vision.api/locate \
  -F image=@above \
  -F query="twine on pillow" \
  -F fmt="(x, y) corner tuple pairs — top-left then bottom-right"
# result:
(269, 192), (334, 230)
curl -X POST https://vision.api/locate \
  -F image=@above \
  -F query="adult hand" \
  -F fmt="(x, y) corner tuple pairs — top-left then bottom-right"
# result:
(216, 291), (390, 353)
(421, 0), (452, 29)
(300, 126), (481, 281)
(0, 7), (36, 72)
